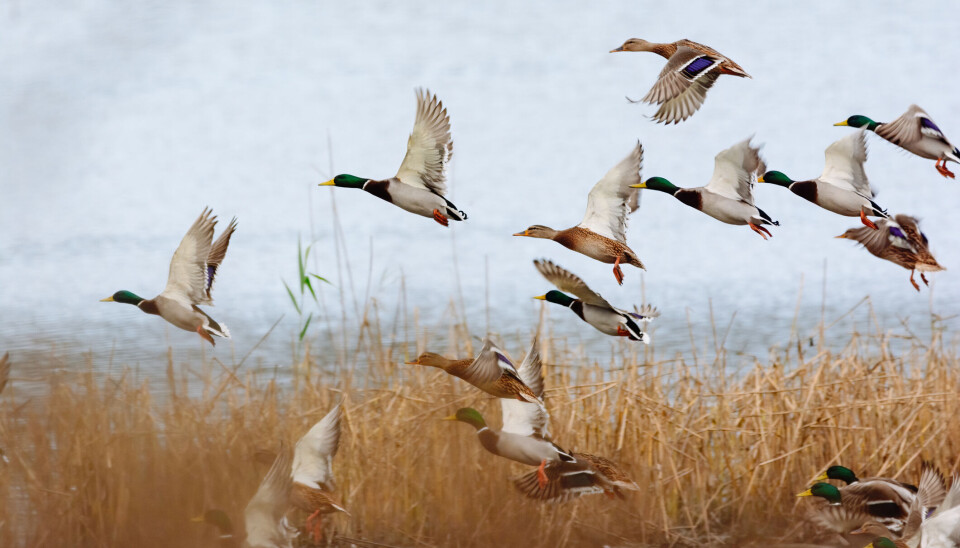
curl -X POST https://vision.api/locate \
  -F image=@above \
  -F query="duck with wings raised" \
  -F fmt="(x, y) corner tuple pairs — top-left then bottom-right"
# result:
(319, 89), (467, 226)
(632, 138), (778, 239)
(837, 214), (944, 291)
(100, 207), (236, 345)
(759, 131), (888, 229)
(836, 104), (960, 179)
(514, 142), (645, 285)
(610, 38), (750, 124)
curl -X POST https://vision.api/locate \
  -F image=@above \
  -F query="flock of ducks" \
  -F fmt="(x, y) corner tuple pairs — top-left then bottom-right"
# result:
(86, 36), (960, 546)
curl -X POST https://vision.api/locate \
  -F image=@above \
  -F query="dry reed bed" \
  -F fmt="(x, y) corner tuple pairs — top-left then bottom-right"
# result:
(1, 321), (958, 548)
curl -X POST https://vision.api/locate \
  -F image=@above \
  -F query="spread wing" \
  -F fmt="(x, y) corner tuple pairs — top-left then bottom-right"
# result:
(876, 104), (953, 148)
(533, 259), (610, 307)
(629, 304), (660, 323)
(244, 444), (294, 548)
(501, 338), (549, 438)
(642, 47), (721, 124)
(460, 339), (522, 388)
(394, 89), (453, 195)
(291, 404), (341, 491)
(200, 217), (237, 304)
(820, 130), (873, 197)
(845, 217), (915, 255)
(160, 208), (217, 305)
(577, 142), (643, 243)
(703, 138), (762, 203)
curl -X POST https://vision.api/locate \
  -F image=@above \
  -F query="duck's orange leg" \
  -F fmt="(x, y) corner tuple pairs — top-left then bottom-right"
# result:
(921, 272), (930, 286)
(910, 270), (920, 292)
(196, 326), (216, 346)
(432, 209), (449, 227)
(859, 209), (879, 230)
(748, 222), (770, 240)
(616, 325), (630, 337)
(537, 459), (549, 489)
(305, 509), (324, 542)
(935, 159), (956, 179)
(613, 255), (625, 286)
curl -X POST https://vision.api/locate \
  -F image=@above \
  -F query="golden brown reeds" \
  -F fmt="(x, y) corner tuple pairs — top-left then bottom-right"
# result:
(1, 312), (959, 548)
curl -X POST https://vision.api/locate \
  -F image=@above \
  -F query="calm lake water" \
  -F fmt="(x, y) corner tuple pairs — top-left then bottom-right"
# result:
(1, 0), (959, 381)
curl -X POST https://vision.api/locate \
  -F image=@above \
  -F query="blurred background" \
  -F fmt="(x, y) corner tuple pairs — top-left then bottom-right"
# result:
(1, 0), (958, 379)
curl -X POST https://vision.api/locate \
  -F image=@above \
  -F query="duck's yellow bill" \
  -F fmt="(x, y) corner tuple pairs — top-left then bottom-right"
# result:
(833, 121), (849, 127)
(442, 414), (457, 421)
(835, 234), (847, 239)
(404, 359), (420, 365)
(319, 179), (336, 186)
(864, 543), (876, 548)
(189, 515), (205, 523)
(100, 296), (115, 302)
(814, 472), (829, 481)
(513, 230), (530, 237)
(757, 175), (766, 183)
(796, 488), (813, 497)
(629, 182), (647, 189)
(533, 295), (547, 300)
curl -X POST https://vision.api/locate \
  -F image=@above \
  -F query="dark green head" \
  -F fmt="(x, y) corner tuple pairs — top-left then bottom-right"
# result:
(632, 176), (679, 194)
(319, 174), (367, 189)
(797, 482), (842, 504)
(819, 465), (859, 485)
(535, 290), (576, 307)
(191, 509), (234, 535)
(835, 115), (880, 131)
(758, 170), (794, 187)
(100, 290), (144, 306)
(866, 538), (897, 548)
(444, 407), (487, 430)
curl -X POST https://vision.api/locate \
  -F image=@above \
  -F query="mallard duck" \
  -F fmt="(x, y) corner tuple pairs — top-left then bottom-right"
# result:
(609, 38), (750, 124)
(514, 142), (644, 285)
(798, 474), (917, 538)
(445, 407), (576, 488)
(865, 538), (908, 548)
(193, 447), (296, 548)
(101, 208), (236, 345)
(533, 258), (659, 342)
(319, 89), (467, 226)
(835, 105), (960, 179)
(291, 404), (348, 543)
(631, 138), (779, 238)
(917, 474), (960, 547)
(406, 338), (541, 404)
(513, 452), (639, 503)
(758, 131), (888, 229)
(837, 214), (944, 291)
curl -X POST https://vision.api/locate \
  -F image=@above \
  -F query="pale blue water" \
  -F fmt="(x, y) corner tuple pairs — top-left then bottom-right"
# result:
(1, 0), (959, 380)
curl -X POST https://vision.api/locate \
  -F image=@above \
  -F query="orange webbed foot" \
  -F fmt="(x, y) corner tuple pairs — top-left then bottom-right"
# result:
(859, 210), (879, 230)
(935, 159), (956, 179)
(616, 325), (630, 337)
(921, 272), (930, 286)
(432, 209), (449, 227)
(910, 271), (920, 292)
(613, 256), (625, 286)
(196, 326), (216, 346)
(748, 222), (770, 240)
(537, 459), (549, 489)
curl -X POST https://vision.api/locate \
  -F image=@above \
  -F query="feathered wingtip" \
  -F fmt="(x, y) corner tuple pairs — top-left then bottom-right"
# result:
(630, 304), (660, 322)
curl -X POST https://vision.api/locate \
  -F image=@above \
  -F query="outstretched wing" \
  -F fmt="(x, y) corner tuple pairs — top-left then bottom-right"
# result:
(244, 443), (294, 548)
(703, 138), (762, 204)
(820, 131), (873, 197)
(292, 404), (341, 491)
(533, 259), (610, 307)
(200, 217), (237, 304)
(460, 339), (522, 388)
(578, 142), (643, 243)
(642, 47), (721, 124)
(161, 208), (217, 305)
(394, 89), (454, 196)
(501, 337), (549, 438)
(876, 104), (953, 149)
(844, 217), (915, 255)
(629, 304), (660, 323)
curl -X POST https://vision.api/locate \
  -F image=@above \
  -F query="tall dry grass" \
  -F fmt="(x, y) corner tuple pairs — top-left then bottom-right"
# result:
(1, 305), (959, 548)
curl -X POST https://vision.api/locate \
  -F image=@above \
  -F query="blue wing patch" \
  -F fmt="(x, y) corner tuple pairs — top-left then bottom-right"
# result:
(889, 226), (907, 240)
(681, 56), (716, 79)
